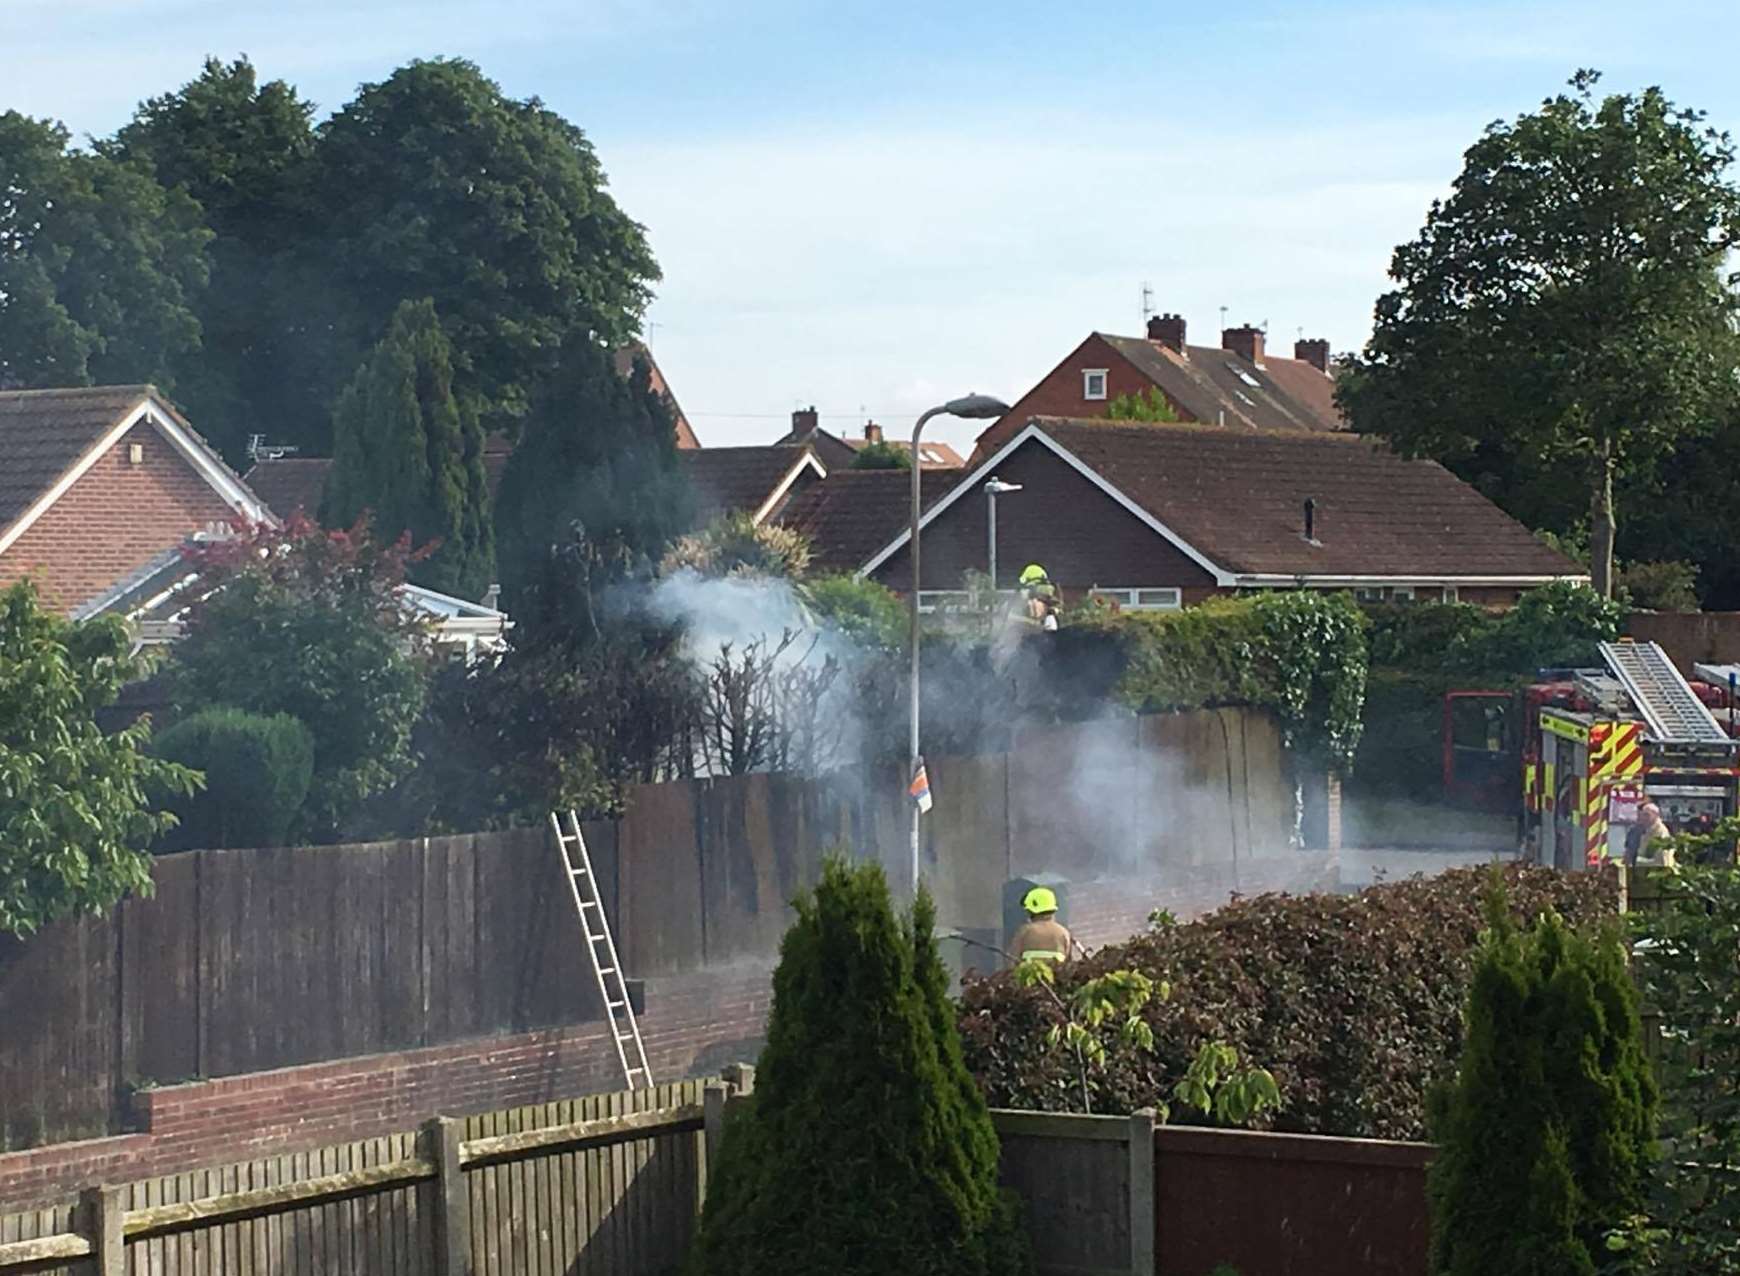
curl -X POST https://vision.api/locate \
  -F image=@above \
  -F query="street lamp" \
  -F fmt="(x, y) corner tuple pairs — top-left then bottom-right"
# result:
(909, 393), (1010, 894)
(983, 476), (1023, 594)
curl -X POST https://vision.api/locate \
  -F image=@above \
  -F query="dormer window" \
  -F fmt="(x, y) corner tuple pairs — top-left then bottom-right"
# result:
(1083, 369), (1108, 400)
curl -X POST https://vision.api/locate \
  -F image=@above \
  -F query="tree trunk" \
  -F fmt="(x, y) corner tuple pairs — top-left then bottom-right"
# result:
(1590, 443), (1616, 599)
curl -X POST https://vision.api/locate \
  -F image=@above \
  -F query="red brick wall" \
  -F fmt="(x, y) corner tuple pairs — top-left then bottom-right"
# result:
(0, 420), (237, 613)
(971, 335), (1190, 461)
(0, 963), (772, 1210)
(873, 434), (1219, 594)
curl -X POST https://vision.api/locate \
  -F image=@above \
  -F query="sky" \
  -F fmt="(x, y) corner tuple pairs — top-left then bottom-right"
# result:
(3, 1), (1733, 452)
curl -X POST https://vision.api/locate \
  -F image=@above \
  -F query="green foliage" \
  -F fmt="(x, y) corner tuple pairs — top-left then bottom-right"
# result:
(1616, 560), (1700, 612)
(324, 298), (494, 600)
(152, 707), (313, 850)
(0, 583), (197, 937)
(494, 334), (691, 636)
(1340, 71), (1740, 597)
(801, 574), (905, 649)
(1616, 861), (1740, 1269)
(959, 864), (1617, 1139)
(1427, 877), (1655, 1274)
(0, 110), (210, 390)
(661, 511), (812, 580)
(165, 518), (430, 840)
(688, 860), (1029, 1276)
(848, 440), (911, 469)
(1105, 386), (1180, 422)
(1090, 591), (1368, 766)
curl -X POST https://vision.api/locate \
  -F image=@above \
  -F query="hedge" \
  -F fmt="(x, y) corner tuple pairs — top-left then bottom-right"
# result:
(957, 863), (1618, 1141)
(153, 706), (315, 850)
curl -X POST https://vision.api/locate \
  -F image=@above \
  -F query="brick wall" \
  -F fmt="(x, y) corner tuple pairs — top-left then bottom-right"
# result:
(0, 420), (237, 613)
(0, 963), (771, 1210)
(973, 334), (1178, 461)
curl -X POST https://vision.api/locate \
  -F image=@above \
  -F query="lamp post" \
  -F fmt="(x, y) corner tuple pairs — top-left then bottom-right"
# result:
(983, 476), (1023, 595)
(909, 393), (1010, 894)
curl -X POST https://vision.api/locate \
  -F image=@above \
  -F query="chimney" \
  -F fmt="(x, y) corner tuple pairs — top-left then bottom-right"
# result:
(1303, 497), (1317, 543)
(791, 405), (818, 438)
(1222, 324), (1265, 367)
(1294, 338), (1331, 373)
(864, 421), (883, 445)
(1147, 312), (1187, 353)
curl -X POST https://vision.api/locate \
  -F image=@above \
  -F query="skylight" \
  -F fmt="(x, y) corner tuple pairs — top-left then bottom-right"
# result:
(1226, 362), (1262, 390)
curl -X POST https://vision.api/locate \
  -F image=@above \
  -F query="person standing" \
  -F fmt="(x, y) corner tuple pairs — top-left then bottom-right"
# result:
(1010, 887), (1074, 964)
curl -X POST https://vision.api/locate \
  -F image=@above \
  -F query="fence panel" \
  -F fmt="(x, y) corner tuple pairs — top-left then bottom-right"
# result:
(619, 782), (705, 977)
(121, 851), (201, 1087)
(0, 915), (118, 1151)
(993, 1111), (1135, 1276)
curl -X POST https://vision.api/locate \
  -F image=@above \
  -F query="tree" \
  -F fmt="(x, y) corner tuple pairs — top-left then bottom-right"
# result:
(494, 334), (691, 635)
(661, 512), (812, 580)
(801, 574), (905, 648)
(1339, 71), (1740, 598)
(0, 582), (196, 937)
(324, 299), (494, 600)
(1106, 386), (1179, 422)
(152, 707), (313, 850)
(306, 59), (659, 436)
(103, 57), (316, 460)
(1427, 879), (1655, 1274)
(687, 859), (1028, 1276)
(164, 517), (430, 840)
(0, 111), (210, 390)
(849, 440), (911, 469)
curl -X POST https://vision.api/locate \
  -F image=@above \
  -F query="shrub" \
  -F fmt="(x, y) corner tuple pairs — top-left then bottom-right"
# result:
(153, 707), (314, 849)
(802, 573), (905, 649)
(1428, 881), (1655, 1274)
(687, 859), (1028, 1276)
(661, 511), (812, 580)
(1617, 559), (1700, 612)
(958, 864), (1617, 1140)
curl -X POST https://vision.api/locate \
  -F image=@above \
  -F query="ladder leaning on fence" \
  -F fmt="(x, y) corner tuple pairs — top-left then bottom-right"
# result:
(549, 810), (653, 1090)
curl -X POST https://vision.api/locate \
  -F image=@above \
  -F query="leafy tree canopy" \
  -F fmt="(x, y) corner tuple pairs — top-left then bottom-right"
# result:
(848, 440), (911, 470)
(1339, 71), (1740, 598)
(0, 582), (197, 936)
(1105, 386), (1179, 422)
(661, 511), (811, 580)
(324, 298), (495, 600)
(0, 111), (209, 390)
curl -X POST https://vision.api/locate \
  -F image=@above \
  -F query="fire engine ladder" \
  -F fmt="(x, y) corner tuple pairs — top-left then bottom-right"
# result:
(1599, 640), (1730, 744)
(549, 809), (652, 1090)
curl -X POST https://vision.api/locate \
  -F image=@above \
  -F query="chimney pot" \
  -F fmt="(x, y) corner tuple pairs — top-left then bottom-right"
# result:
(1294, 338), (1331, 373)
(864, 421), (883, 445)
(791, 405), (818, 436)
(1223, 325), (1265, 367)
(1147, 312), (1187, 353)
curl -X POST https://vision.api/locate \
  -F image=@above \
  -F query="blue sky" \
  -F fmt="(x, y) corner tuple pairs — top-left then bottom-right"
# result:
(4, 1), (1731, 450)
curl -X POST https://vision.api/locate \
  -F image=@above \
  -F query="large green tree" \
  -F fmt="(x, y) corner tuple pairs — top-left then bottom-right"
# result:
(323, 299), (494, 600)
(103, 57), (316, 459)
(0, 583), (196, 937)
(1339, 71), (1740, 598)
(0, 111), (210, 390)
(306, 58), (659, 438)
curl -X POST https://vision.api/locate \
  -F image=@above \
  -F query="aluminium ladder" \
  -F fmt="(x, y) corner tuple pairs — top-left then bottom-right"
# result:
(1599, 640), (1730, 744)
(549, 810), (653, 1090)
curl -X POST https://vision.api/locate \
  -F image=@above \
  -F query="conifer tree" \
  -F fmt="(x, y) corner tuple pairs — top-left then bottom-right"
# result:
(323, 298), (493, 600)
(687, 859), (1028, 1276)
(1428, 877), (1655, 1274)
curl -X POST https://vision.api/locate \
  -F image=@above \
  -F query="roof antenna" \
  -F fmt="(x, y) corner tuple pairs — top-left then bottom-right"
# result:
(1140, 282), (1154, 326)
(1218, 305), (1228, 333)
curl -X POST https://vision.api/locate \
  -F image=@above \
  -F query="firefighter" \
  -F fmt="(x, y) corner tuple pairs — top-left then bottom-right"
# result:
(1010, 887), (1074, 964)
(1019, 564), (1059, 632)
(1625, 803), (1674, 868)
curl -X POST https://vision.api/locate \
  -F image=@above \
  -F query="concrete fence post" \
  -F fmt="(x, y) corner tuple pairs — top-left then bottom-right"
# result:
(1128, 1109), (1158, 1275)
(79, 1185), (126, 1276)
(423, 1116), (472, 1276)
(703, 1081), (729, 1178)
(721, 1062), (756, 1097)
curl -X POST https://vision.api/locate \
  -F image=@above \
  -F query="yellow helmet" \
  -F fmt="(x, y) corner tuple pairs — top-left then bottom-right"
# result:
(1018, 564), (1049, 588)
(1022, 886), (1058, 916)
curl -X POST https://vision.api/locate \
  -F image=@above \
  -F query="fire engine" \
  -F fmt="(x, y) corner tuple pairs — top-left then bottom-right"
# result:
(1441, 641), (1740, 867)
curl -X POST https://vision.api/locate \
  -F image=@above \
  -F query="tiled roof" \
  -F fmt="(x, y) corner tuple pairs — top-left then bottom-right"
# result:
(779, 468), (961, 576)
(242, 457), (332, 520)
(1030, 418), (1577, 579)
(1100, 336), (1344, 434)
(0, 385), (156, 531)
(842, 436), (967, 469)
(614, 342), (699, 449)
(679, 446), (818, 526)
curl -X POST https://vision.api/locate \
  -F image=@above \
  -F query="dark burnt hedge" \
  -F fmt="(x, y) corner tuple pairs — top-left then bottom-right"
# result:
(958, 863), (1617, 1141)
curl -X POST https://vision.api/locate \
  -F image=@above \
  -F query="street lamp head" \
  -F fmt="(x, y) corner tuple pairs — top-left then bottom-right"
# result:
(984, 477), (1023, 494)
(941, 393), (1010, 419)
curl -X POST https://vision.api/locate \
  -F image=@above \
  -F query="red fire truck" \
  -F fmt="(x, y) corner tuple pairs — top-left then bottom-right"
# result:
(1441, 641), (1740, 867)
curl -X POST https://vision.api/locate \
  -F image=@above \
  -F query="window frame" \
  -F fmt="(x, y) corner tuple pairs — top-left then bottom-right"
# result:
(1089, 586), (1183, 612)
(1082, 368), (1109, 401)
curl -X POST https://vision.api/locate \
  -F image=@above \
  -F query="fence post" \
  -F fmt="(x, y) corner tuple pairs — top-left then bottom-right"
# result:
(721, 1062), (756, 1098)
(79, 1186), (126, 1276)
(423, 1117), (472, 1276)
(1128, 1109), (1157, 1276)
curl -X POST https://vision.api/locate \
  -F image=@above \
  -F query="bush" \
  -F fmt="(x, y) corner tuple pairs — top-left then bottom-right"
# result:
(152, 708), (315, 850)
(802, 573), (905, 649)
(661, 511), (812, 580)
(688, 860), (1028, 1276)
(958, 864), (1617, 1140)
(1617, 559), (1700, 612)
(1428, 882), (1655, 1274)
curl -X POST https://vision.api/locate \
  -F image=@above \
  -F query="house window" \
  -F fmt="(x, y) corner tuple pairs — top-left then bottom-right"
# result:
(1391, 586), (1415, 603)
(917, 590), (971, 614)
(1441, 585), (1460, 604)
(1090, 587), (1182, 612)
(1354, 587), (1385, 603)
(1083, 369), (1108, 401)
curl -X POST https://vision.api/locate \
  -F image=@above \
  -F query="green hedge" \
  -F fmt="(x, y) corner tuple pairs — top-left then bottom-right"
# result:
(154, 707), (314, 850)
(957, 864), (1618, 1141)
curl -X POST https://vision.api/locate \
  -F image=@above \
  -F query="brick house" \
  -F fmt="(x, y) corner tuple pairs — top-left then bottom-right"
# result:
(970, 314), (1343, 462)
(844, 417), (1582, 607)
(679, 445), (827, 527)
(775, 407), (965, 470)
(0, 386), (269, 614)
